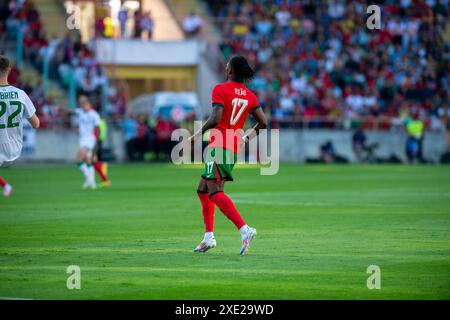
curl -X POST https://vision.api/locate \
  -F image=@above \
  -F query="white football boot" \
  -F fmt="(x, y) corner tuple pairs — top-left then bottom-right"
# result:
(88, 179), (97, 190)
(3, 184), (13, 197)
(240, 227), (257, 256)
(194, 236), (217, 253)
(82, 180), (90, 189)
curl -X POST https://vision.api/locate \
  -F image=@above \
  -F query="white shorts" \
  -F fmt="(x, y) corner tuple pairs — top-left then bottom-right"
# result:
(79, 136), (96, 150)
(0, 160), (15, 168)
(79, 136), (96, 159)
(0, 142), (21, 167)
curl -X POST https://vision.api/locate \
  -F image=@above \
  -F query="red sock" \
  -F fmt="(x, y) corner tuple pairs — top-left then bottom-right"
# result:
(0, 176), (7, 188)
(210, 191), (246, 230)
(198, 191), (215, 232)
(93, 162), (108, 182)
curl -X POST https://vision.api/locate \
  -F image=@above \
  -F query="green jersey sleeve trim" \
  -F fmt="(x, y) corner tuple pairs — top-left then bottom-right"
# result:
(251, 105), (261, 112)
(212, 103), (224, 108)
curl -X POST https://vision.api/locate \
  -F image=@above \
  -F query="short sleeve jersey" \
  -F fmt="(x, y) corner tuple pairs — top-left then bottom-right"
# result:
(76, 108), (100, 140)
(208, 81), (260, 154)
(0, 85), (36, 161)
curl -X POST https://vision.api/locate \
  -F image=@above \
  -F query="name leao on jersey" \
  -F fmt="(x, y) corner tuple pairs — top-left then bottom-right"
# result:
(234, 88), (246, 96)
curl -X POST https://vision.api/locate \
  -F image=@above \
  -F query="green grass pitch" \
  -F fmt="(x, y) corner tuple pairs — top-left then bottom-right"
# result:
(0, 164), (449, 299)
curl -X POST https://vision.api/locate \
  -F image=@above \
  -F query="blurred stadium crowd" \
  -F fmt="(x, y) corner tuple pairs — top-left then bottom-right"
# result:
(2, 0), (448, 132)
(207, 0), (449, 130)
(0, 0), (449, 163)
(0, 0), (128, 129)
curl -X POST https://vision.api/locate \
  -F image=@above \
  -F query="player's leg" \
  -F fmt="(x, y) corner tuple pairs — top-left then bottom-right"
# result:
(93, 161), (110, 185)
(92, 153), (110, 187)
(198, 178), (215, 233)
(206, 176), (257, 256)
(76, 148), (90, 188)
(193, 178), (216, 252)
(206, 179), (247, 231)
(84, 148), (96, 189)
(199, 147), (257, 255)
(0, 175), (13, 197)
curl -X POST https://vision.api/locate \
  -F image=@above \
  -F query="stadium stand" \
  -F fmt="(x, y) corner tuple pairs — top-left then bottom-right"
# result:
(205, 0), (449, 131)
(1, 0), (448, 163)
(0, 0), (127, 128)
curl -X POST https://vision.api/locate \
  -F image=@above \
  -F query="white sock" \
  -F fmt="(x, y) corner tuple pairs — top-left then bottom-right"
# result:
(87, 164), (95, 184)
(239, 225), (249, 237)
(204, 232), (214, 241)
(79, 162), (89, 178)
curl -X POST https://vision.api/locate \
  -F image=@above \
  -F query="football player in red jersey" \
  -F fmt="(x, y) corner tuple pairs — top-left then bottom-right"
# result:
(188, 56), (268, 255)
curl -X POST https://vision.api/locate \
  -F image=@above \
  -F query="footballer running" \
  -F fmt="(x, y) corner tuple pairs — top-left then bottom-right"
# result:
(188, 56), (268, 256)
(0, 55), (40, 197)
(75, 95), (110, 189)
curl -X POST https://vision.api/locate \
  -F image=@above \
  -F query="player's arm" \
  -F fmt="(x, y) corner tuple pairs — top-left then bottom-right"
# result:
(200, 105), (223, 134)
(93, 126), (100, 140)
(188, 84), (225, 143)
(188, 105), (223, 142)
(22, 92), (39, 129)
(27, 114), (40, 129)
(93, 114), (101, 143)
(243, 107), (267, 143)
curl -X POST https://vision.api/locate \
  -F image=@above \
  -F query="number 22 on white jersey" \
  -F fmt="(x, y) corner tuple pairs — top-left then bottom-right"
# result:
(230, 98), (248, 125)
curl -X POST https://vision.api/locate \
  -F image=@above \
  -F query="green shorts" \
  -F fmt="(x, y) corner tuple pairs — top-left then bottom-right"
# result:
(201, 147), (237, 182)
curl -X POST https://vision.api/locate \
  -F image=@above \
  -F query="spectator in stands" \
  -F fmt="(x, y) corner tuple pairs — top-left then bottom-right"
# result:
(154, 116), (177, 161)
(95, 17), (105, 38)
(133, 10), (142, 38)
(320, 140), (336, 163)
(123, 116), (139, 161)
(7, 63), (20, 86)
(118, 7), (128, 38)
(103, 16), (114, 38)
(140, 11), (154, 40)
(352, 128), (367, 163)
(52, 101), (71, 129)
(183, 11), (203, 37)
(109, 80), (128, 117)
(135, 116), (150, 161)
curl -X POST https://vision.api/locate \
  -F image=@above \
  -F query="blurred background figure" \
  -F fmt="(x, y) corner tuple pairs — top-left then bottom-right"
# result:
(182, 11), (203, 38)
(133, 9), (142, 39)
(352, 128), (379, 163)
(352, 128), (367, 163)
(154, 116), (177, 161)
(135, 116), (150, 161)
(406, 113), (425, 163)
(140, 11), (154, 40)
(320, 140), (336, 164)
(118, 6), (128, 38)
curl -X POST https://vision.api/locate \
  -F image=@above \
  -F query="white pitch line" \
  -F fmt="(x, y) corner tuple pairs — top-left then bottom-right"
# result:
(0, 297), (33, 300)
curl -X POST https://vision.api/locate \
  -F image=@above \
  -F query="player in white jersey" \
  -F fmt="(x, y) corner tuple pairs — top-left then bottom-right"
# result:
(75, 95), (100, 189)
(0, 55), (40, 197)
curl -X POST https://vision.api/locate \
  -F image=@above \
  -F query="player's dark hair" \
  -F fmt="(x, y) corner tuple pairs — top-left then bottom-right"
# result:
(0, 55), (11, 77)
(229, 55), (255, 83)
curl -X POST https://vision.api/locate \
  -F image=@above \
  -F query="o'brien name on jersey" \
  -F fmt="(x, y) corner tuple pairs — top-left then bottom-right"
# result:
(0, 91), (19, 100)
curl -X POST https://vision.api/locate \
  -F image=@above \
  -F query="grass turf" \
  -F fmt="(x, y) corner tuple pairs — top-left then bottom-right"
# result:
(0, 164), (449, 299)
